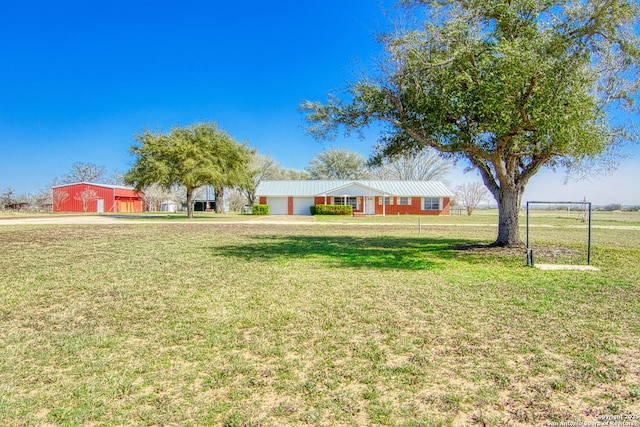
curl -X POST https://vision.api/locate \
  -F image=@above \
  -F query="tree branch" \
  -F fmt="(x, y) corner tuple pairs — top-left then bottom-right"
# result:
(467, 154), (500, 200)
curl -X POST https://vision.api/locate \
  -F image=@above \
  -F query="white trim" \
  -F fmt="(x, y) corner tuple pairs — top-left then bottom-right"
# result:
(421, 197), (441, 210)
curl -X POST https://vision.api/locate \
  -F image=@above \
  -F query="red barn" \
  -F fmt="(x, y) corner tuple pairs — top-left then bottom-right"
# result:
(52, 182), (144, 213)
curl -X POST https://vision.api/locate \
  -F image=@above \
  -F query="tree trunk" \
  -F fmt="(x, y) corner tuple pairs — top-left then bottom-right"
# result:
(493, 184), (523, 247)
(186, 187), (194, 219)
(214, 186), (224, 214)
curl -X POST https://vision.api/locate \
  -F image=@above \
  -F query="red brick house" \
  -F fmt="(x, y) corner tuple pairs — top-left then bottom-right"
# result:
(52, 182), (144, 213)
(256, 180), (453, 216)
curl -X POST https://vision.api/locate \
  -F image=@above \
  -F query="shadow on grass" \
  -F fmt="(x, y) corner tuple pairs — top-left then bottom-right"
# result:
(211, 235), (491, 271)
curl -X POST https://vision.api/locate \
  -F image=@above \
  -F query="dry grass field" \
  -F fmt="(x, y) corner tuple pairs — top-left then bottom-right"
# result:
(0, 211), (638, 426)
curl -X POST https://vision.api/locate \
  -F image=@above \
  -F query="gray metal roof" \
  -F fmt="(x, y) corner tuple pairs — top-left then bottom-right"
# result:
(51, 182), (138, 191)
(256, 180), (454, 197)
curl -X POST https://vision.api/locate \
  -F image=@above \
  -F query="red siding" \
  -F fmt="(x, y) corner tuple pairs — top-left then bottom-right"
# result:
(52, 183), (144, 213)
(374, 196), (450, 215)
(441, 197), (451, 215)
(314, 196), (331, 206)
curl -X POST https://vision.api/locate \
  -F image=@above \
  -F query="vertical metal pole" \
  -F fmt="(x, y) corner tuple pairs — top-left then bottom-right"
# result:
(587, 202), (592, 265)
(526, 202), (532, 267)
(526, 202), (530, 249)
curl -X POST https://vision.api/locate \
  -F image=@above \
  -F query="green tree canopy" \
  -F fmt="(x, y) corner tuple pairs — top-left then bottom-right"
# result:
(124, 122), (252, 218)
(305, 147), (371, 179)
(302, 0), (640, 246)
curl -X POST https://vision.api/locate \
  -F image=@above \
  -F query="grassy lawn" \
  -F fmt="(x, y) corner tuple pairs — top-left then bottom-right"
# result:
(0, 218), (638, 426)
(120, 213), (261, 223)
(314, 209), (640, 227)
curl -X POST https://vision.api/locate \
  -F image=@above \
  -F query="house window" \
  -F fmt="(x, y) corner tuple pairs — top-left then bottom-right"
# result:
(378, 197), (394, 205)
(398, 197), (411, 205)
(422, 197), (440, 210)
(335, 196), (358, 210)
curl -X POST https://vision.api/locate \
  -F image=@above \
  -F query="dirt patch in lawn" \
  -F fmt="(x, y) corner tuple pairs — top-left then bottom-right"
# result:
(453, 243), (576, 259)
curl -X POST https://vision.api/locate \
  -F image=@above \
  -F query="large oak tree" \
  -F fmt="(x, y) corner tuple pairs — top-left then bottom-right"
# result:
(124, 122), (252, 218)
(303, 0), (639, 246)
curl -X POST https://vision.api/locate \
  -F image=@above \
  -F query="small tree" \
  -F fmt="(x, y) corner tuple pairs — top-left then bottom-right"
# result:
(139, 183), (182, 212)
(74, 188), (99, 212)
(243, 154), (285, 206)
(106, 169), (125, 186)
(227, 188), (248, 211)
(1, 188), (15, 210)
(241, 154), (309, 206)
(52, 189), (69, 211)
(455, 182), (488, 216)
(30, 188), (52, 211)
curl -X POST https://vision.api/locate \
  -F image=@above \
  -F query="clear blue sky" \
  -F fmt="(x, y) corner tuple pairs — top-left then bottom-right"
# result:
(1, 1), (639, 205)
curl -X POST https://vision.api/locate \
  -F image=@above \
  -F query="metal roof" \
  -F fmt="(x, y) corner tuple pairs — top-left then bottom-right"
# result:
(51, 182), (138, 191)
(256, 180), (454, 197)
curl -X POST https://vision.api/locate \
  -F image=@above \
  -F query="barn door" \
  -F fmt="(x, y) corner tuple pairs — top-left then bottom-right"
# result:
(97, 199), (104, 213)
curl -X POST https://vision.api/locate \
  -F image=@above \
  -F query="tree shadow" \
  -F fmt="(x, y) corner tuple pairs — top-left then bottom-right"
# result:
(211, 235), (492, 271)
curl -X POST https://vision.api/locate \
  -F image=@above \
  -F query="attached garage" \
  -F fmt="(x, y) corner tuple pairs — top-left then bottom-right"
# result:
(267, 197), (289, 215)
(263, 196), (313, 215)
(293, 197), (315, 215)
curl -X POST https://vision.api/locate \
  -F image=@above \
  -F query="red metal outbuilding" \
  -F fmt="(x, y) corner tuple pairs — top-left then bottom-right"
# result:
(52, 182), (144, 213)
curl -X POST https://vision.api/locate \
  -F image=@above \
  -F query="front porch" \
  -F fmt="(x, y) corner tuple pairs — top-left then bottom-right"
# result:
(317, 182), (389, 216)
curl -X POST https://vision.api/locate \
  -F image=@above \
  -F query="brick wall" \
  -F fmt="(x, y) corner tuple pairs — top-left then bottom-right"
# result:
(376, 196), (449, 215)
(310, 196), (450, 215)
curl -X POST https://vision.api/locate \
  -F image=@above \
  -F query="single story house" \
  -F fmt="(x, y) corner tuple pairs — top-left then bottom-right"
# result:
(255, 180), (453, 216)
(52, 182), (144, 213)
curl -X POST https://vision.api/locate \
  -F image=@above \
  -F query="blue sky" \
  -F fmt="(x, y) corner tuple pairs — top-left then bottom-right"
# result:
(1, 1), (639, 205)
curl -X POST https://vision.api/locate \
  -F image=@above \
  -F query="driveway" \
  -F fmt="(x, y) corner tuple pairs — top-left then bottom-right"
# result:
(0, 216), (125, 225)
(0, 215), (318, 226)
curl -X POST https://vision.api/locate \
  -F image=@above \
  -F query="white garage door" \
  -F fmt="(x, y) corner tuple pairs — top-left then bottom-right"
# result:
(293, 198), (315, 215)
(268, 197), (288, 215)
